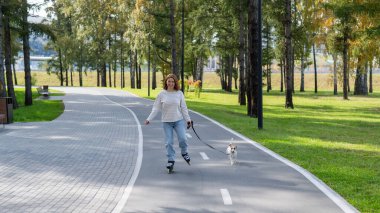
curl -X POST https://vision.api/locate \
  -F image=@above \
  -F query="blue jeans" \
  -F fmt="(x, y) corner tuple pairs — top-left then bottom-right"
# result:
(163, 120), (188, 161)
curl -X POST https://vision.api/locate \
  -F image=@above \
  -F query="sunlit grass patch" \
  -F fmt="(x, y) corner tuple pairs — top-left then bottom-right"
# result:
(13, 88), (64, 122)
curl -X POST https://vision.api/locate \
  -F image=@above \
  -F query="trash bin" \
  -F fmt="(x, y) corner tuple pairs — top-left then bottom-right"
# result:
(0, 97), (13, 124)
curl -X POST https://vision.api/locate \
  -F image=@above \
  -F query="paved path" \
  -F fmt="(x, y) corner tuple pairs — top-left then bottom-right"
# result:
(0, 87), (357, 213)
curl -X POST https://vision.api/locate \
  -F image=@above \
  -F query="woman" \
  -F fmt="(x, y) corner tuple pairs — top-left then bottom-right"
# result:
(145, 74), (192, 172)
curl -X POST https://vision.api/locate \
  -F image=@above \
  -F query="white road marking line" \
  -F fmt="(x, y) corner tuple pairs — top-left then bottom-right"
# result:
(186, 133), (192, 138)
(100, 93), (143, 213)
(199, 152), (209, 160)
(220, 189), (232, 205)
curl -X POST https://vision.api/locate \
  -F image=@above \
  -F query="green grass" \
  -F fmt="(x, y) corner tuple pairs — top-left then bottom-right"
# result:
(13, 88), (65, 122)
(126, 87), (380, 212)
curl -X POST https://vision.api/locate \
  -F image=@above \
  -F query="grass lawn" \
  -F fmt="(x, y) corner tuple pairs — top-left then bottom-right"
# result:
(126, 87), (380, 212)
(13, 88), (65, 122)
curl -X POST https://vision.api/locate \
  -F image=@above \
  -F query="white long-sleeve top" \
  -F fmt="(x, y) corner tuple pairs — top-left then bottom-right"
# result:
(146, 90), (191, 122)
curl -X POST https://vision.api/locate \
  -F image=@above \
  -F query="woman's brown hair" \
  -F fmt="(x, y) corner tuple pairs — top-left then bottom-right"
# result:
(164, 74), (180, 90)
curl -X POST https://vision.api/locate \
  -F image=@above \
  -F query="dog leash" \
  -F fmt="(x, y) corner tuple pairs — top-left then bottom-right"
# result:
(188, 121), (227, 155)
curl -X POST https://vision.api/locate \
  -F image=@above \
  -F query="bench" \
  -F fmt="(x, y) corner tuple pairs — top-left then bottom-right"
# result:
(37, 86), (49, 97)
(0, 114), (5, 128)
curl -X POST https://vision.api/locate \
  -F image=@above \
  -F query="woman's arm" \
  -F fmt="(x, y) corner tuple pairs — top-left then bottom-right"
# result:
(146, 92), (163, 123)
(179, 92), (191, 122)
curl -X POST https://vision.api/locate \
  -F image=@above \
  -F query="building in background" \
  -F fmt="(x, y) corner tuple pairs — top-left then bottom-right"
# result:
(204, 56), (220, 72)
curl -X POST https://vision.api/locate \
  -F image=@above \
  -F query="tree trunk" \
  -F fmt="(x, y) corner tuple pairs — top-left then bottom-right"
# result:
(284, 0), (293, 108)
(13, 61), (18, 85)
(300, 46), (305, 92)
(22, 0), (32, 105)
(58, 49), (64, 86)
(79, 48), (83, 87)
(195, 57), (203, 81)
(130, 51), (135, 89)
(313, 42), (317, 93)
(152, 53), (157, 90)
(169, 0), (178, 77)
(191, 55), (196, 80)
(266, 20), (271, 93)
(99, 42), (106, 87)
(247, 0), (259, 117)
(333, 54), (338, 95)
(79, 66), (83, 87)
(65, 67), (68, 86)
(102, 62), (107, 87)
(292, 0), (297, 94)
(108, 38), (112, 87)
(114, 55), (117, 88)
(342, 28), (349, 100)
(252, 0), (260, 116)
(110, 32), (117, 88)
(245, 25), (249, 97)
(138, 65), (142, 89)
(0, 4), (6, 97)
(71, 66), (73, 86)
(354, 59), (368, 95)
(56, 7), (64, 87)
(218, 58), (224, 90)
(224, 57), (228, 90)
(97, 69), (100, 87)
(369, 60), (373, 93)
(280, 59), (283, 92)
(292, 46), (295, 94)
(108, 63), (112, 87)
(238, 1), (246, 105)
(347, 53), (350, 93)
(135, 52), (138, 88)
(120, 32), (125, 88)
(227, 55), (233, 92)
(135, 52), (141, 89)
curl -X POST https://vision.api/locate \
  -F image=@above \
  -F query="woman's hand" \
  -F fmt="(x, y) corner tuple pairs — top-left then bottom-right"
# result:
(187, 120), (192, 129)
(144, 120), (150, 125)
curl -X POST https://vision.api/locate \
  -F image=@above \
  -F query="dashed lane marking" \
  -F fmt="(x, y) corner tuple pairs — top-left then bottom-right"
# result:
(220, 189), (232, 205)
(199, 152), (209, 160)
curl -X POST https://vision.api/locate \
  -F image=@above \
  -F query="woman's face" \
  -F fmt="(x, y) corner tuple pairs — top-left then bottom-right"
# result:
(166, 78), (175, 89)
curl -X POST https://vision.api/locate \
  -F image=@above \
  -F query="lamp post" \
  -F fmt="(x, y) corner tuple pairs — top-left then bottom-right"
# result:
(181, 0), (185, 93)
(257, 0), (263, 129)
(148, 31), (151, 97)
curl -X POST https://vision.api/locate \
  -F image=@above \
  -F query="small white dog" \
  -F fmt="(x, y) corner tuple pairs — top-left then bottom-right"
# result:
(226, 143), (237, 165)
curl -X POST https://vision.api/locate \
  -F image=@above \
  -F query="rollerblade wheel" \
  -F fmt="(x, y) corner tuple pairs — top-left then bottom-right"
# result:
(166, 161), (175, 174)
(167, 167), (173, 173)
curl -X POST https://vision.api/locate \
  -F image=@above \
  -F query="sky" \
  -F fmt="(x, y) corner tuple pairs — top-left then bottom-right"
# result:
(28, 0), (50, 18)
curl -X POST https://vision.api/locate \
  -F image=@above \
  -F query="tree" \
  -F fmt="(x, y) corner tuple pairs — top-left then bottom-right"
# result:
(351, 4), (380, 96)
(247, 0), (260, 116)
(22, 0), (32, 105)
(325, 1), (356, 100)
(4, 9), (19, 108)
(284, 0), (293, 108)
(169, 0), (178, 77)
(0, 0), (6, 98)
(325, 0), (380, 99)
(238, 0), (247, 104)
